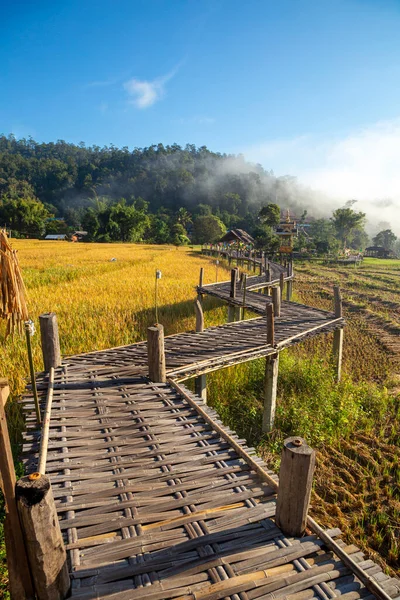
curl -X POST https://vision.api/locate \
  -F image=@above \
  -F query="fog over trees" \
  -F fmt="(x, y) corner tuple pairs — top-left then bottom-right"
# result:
(0, 134), (398, 254)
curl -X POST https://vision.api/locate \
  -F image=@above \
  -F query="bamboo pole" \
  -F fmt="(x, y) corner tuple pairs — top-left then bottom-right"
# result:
(333, 286), (344, 382)
(266, 303), (274, 346)
(37, 367), (55, 475)
(241, 274), (247, 320)
(24, 321), (41, 424)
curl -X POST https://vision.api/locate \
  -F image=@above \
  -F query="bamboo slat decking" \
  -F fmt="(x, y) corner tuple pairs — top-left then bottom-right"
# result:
(20, 259), (399, 600)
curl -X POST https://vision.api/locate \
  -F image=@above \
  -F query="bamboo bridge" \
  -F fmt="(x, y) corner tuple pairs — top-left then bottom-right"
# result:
(1, 251), (399, 600)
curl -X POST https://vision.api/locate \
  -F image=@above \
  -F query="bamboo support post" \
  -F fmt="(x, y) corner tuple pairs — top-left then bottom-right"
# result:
(262, 353), (279, 433)
(16, 473), (70, 600)
(37, 367), (55, 475)
(39, 313), (62, 372)
(194, 300), (207, 401)
(266, 303), (274, 346)
(147, 324), (166, 383)
(264, 266), (271, 295)
(272, 286), (281, 317)
(275, 436), (316, 537)
(194, 298), (204, 333)
(333, 286), (344, 382)
(286, 278), (293, 301)
(197, 267), (204, 304)
(334, 285), (342, 317)
(280, 272), (285, 299)
(228, 268), (238, 323)
(241, 274), (247, 320)
(0, 380), (35, 600)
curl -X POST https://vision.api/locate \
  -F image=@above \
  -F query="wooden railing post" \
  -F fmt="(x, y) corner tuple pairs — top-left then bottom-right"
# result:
(266, 303), (274, 347)
(16, 473), (70, 600)
(197, 268), (204, 303)
(194, 298), (204, 333)
(286, 262), (293, 301)
(194, 300), (207, 402)
(279, 272), (285, 300)
(241, 274), (247, 320)
(228, 268), (238, 323)
(147, 324), (166, 383)
(39, 313), (61, 372)
(333, 286), (344, 382)
(275, 436), (316, 537)
(272, 286), (281, 317)
(0, 380), (35, 600)
(265, 267), (271, 295)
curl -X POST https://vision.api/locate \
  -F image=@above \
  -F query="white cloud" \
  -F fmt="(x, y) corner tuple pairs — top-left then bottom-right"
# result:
(242, 118), (400, 234)
(124, 67), (178, 109)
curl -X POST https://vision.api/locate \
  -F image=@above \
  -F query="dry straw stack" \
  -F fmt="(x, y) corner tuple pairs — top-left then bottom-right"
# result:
(0, 230), (29, 336)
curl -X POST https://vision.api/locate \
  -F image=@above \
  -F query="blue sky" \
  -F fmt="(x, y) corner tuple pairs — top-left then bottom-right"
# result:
(2, 0), (400, 224)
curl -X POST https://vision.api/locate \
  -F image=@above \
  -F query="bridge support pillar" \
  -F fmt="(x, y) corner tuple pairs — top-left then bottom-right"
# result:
(194, 299), (207, 403)
(262, 352), (279, 433)
(286, 279), (293, 301)
(195, 375), (207, 403)
(228, 268), (238, 323)
(333, 286), (344, 383)
(333, 328), (344, 383)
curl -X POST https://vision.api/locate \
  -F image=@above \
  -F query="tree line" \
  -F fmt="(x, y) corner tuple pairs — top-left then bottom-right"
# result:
(0, 134), (398, 254)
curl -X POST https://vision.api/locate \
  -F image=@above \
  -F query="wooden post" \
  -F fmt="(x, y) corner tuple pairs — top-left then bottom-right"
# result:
(228, 268), (238, 323)
(259, 253), (263, 276)
(272, 286), (281, 317)
(194, 299), (204, 333)
(147, 324), (166, 383)
(265, 267), (271, 295)
(280, 272), (285, 299)
(39, 313), (61, 372)
(333, 286), (344, 382)
(194, 301), (207, 402)
(16, 474), (70, 600)
(262, 353), (279, 433)
(266, 303), (274, 346)
(0, 380), (35, 600)
(197, 268), (204, 303)
(286, 278), (293, 301)
(241, 274), (247, 320)
(275, 436), (316, 537)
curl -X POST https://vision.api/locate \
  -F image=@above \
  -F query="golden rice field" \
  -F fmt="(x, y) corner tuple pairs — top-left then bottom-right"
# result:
(0, 242), (399, 597)
(0, 240), (231, 398)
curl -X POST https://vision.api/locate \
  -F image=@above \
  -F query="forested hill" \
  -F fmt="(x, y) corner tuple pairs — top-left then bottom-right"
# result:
(0, 134), (307, 229)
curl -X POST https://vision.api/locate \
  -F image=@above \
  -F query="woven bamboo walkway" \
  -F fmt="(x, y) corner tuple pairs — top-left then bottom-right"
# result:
(21, 261), (399, 600)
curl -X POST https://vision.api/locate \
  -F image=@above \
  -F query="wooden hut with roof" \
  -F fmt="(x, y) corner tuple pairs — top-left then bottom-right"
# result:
(220, 228), (255, 247)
